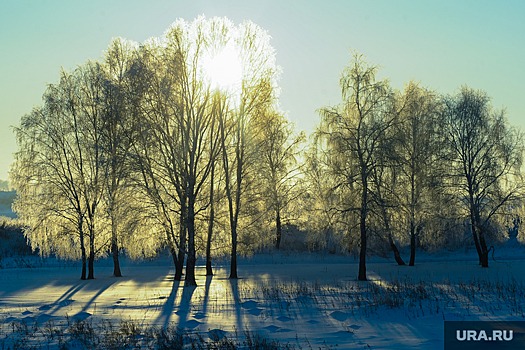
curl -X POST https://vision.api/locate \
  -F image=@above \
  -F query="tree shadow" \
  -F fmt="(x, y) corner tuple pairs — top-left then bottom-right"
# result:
(154, 279), (181, 328)
(79, 279), (119, 315)
(201, 275), (213, 318)
(175, 284), (196, 330)
(45, 281), (86, 315)
(228, 278), (243, 333)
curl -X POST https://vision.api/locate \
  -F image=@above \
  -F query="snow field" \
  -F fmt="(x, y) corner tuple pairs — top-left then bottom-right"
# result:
(1, 252), (525, 349)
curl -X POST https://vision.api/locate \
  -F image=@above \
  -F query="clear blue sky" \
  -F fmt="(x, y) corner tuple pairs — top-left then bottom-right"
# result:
(1, 0), (524, 180)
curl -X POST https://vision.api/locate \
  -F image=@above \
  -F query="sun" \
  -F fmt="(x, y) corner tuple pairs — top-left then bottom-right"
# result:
(201, 42), (243, 93)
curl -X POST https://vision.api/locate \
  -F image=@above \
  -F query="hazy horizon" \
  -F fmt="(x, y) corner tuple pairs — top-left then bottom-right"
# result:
(1, 0), (524, 180)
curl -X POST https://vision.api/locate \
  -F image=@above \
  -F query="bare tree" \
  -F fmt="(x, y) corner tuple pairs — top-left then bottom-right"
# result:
(394, 82), (443, 266)
(253, 111), (305, 249)
(318, 54), (394, 281)
(133, 18), (229, 286)
(369, 141), (406, 265)
(303, 139), (350, 252)
(12, 101), (90, 279)
(99, 37), (144, 277)
(12, 62), (107, 280)
(444, 86), (524, 267)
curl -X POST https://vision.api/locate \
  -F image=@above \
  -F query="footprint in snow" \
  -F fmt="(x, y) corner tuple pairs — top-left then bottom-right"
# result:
(276, 315), (293, 322)
(193, 312), (206, 319)
(330, 311), (350, 322)
(247, 308), (264, 316)
(241, 300), (259, 309)
(264, 325), (281, 333)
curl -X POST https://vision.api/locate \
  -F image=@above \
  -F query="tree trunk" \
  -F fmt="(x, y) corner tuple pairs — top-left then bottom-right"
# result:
(358, 179), (368, 281)
(409, 228), (416, 266)
(175, 203), (187, 281)
(478, 224), (489, 268)
(275, 209), (282, 250)
(80, 242), (87, 280)
(88, 253), (95, 280)
(388, 234), (405, 266)
(79, 221), (87, 280)
(230, 223), (238, 279)
(470, 205), (484, 266)
(169, 245), (181, 278)
(206, 164), (215, 276)
(88, 231), (95, 280)
(380, 196), (405, 266)
(111, 221), (122, 277)
(408, 222), (419, 266)
(175, 249), (185, 281)
(185, 195), (197, 287)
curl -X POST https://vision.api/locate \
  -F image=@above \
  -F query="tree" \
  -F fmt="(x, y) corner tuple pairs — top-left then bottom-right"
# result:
(12, 101), (90, 278)
(134, 18), (237, 286)
(395, 82), (443, 266)
(12, 62), (107, 280)
(303, 139), (349, 252)
(129, 40), (189, 281)
(318, 53), (394, 281)
(253, 111), (305, 249)
(99, 37), (143, 277)
(368, 135), (406, 265)
(215, 20), (280, 279)
(443, 87), (524, 267)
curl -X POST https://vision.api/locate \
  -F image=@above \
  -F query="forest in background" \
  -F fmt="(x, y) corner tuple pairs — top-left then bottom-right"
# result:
(7, 17), (525, 284)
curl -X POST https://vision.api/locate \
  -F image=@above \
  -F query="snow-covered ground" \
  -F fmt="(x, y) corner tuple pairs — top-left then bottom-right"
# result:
(1, 248), (524, 349)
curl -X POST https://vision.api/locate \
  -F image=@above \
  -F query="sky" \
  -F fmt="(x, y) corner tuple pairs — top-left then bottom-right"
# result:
(1, 0), (524, 180)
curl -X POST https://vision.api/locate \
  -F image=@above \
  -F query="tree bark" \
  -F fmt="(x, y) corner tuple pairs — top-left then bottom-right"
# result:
(206, 164), (215, 276)
(111, 221), (122, 277)
(469, 202), (484, 266)
(185, 195), (197, 287)
(409, 239), (416, 266)
(275, 209), (282, 250)
(175, 202), (187, 281)
(80, 234), (87, 280)
(388, 234), (405, 266)
(87, 247), (95, 280)
(358, 177), (368, 281)
(408, 222), (419, 266)
(229, 224), (238, 279)
(477, 222), (489, 268)
(87, 221), (96, 279)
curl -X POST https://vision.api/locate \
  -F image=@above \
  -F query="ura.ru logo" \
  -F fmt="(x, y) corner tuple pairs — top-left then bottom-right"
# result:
(456, 329), (513, 342)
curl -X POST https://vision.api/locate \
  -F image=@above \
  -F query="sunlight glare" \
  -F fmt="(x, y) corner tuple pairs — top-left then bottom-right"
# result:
(202, 43), (243, 93)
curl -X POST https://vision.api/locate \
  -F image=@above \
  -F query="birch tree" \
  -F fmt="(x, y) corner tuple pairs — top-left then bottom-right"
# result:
(12, 62), (107, 280)
(253, 111), (305, 249)
(444, 87), (524, 267)
(218, 21), (280, 279)
(318, 54), (394, 281)
(395, 82), (443, 266)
